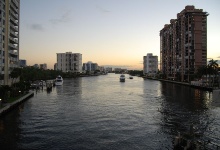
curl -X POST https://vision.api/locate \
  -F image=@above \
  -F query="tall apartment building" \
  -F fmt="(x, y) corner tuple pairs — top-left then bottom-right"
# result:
(0, 0), (20, 85)
(160, 5), (208, 81)
(143, 53), (158, 76)
(56, 52), (82, 73)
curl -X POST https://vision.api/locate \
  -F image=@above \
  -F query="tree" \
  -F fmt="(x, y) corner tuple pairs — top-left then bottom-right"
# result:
(10, 68), (22, 85)
(207, 59), (219, 87)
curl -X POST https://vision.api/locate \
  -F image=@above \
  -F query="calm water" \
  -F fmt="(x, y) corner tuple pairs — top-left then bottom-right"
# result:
(0, 73), (219, 149)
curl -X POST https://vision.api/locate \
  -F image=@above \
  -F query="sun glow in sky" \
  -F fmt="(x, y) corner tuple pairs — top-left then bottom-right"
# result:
(20, 0), (220, 70)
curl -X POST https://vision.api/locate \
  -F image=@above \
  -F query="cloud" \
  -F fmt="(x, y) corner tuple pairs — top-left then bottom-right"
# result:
(30, 24), (44, 31)
(217, 56), (220, 58)
(96, 5), (110, 13)
(50, 10), (71, 24)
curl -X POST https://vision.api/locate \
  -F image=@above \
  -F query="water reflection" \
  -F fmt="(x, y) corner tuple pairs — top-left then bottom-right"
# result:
(0, 74), (219, 149)
(158, 81), (216, 143)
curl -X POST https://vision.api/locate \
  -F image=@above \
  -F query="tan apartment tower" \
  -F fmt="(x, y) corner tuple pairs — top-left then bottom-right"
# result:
(0, 0), (20, 85)
(160, 5), (208, 82)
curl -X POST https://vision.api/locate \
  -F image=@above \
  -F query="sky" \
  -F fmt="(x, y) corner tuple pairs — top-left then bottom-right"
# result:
(20, 0), (220, 70)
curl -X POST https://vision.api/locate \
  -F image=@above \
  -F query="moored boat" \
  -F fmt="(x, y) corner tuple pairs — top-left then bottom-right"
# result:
(120, 74), (125, 82)
(55, 75), (63, 85)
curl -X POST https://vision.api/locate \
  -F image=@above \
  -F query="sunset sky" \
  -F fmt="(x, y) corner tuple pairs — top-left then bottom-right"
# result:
(20, 0), (220, 70)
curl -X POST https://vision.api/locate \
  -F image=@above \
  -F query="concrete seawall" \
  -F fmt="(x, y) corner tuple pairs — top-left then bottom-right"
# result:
(143, 77), (214, 91)
(0, 91), (34, 117)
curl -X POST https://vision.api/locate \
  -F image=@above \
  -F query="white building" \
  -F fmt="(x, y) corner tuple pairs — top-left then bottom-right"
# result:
(56, 52), (82, 73)
(143, 53), (158, 76)
(0, 0), (20, 85)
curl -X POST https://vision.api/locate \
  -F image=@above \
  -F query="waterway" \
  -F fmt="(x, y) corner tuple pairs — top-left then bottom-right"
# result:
(0, 73), (219, 149)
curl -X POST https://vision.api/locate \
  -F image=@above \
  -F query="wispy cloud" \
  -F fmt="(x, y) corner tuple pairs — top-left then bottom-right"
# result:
(50, 10), (71, 24)
(96, 5), (110, 13)
(30, 24), (44, 31)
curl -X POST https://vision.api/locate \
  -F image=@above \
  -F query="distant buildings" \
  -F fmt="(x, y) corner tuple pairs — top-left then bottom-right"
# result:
(40, 63), (47, 70)
(105, 67), (113, 73)
(143, 53), (158, 76)
(0, 0), (20, 85)
(56, 52), (82, 73)
(160, 5), (208, 81)
(114, 68), (127, 73)
(82, 61), (98, 73)
(19, 60), (27, 67)
(33, 64), (39, 68)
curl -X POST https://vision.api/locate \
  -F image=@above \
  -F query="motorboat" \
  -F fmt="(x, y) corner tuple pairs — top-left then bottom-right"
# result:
(120, 74), (125, 82)
(55, 75), (63, 85)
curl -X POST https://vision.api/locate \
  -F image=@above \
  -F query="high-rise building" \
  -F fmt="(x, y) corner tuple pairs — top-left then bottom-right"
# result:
(143, 53), (158, 76)
(0, 0), (20, 85)
(56, 52), (82, 73)
(160, 5), (208, 81)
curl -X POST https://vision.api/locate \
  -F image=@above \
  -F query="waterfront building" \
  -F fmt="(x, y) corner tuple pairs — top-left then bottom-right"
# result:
(56, 52), (82, 73)
(0, 0), (20, 85)
(39, 63), (47, 70)
(82, 61), (98, 73)
(105, 67), (113, 73)
(143, 53), (158, 77)
(114, 68), (127, 73)
(160, 5), (208, 81)
(19, 59), (26, 67)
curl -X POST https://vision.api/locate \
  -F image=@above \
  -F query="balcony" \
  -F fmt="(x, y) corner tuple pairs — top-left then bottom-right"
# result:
(9, 37), (18, 44)
(9, 44), (18, 50)
(10, 30), (18, 38)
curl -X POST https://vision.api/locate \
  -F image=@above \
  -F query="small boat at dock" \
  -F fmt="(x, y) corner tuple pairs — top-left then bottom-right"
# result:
(55, 75), (63, 86)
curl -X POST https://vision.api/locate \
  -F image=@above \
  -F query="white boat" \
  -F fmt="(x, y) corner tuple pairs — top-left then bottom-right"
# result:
(120, 74), (125, 82)
(55, 75), (63, 85)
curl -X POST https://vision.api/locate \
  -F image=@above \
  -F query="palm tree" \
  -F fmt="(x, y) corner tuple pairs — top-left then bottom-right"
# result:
(207, 59), (219, 87)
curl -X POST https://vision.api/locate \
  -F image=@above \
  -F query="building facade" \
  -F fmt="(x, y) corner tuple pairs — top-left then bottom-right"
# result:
(0, 0), (20, 85)
(143, 53), (158, 76)
(82, 61), (98, 72)
(56, 52), (82, 73)
(160, 5), (208, 81)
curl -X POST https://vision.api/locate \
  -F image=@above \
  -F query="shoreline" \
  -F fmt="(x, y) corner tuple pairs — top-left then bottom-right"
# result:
(0, 91), (34, 117)
(143, 77), (215, 92)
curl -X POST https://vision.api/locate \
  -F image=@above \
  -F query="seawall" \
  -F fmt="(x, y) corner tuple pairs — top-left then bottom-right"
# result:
(0, 91), (34, 117)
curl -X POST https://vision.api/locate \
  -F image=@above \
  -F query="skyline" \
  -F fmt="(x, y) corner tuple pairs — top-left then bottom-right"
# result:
(20, 0), (220, 70)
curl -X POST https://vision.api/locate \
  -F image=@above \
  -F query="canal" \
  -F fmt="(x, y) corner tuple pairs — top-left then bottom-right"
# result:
(0, 73), (219, 149)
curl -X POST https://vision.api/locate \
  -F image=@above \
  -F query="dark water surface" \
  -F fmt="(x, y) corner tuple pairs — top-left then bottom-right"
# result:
(0, 73), (219, 149)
